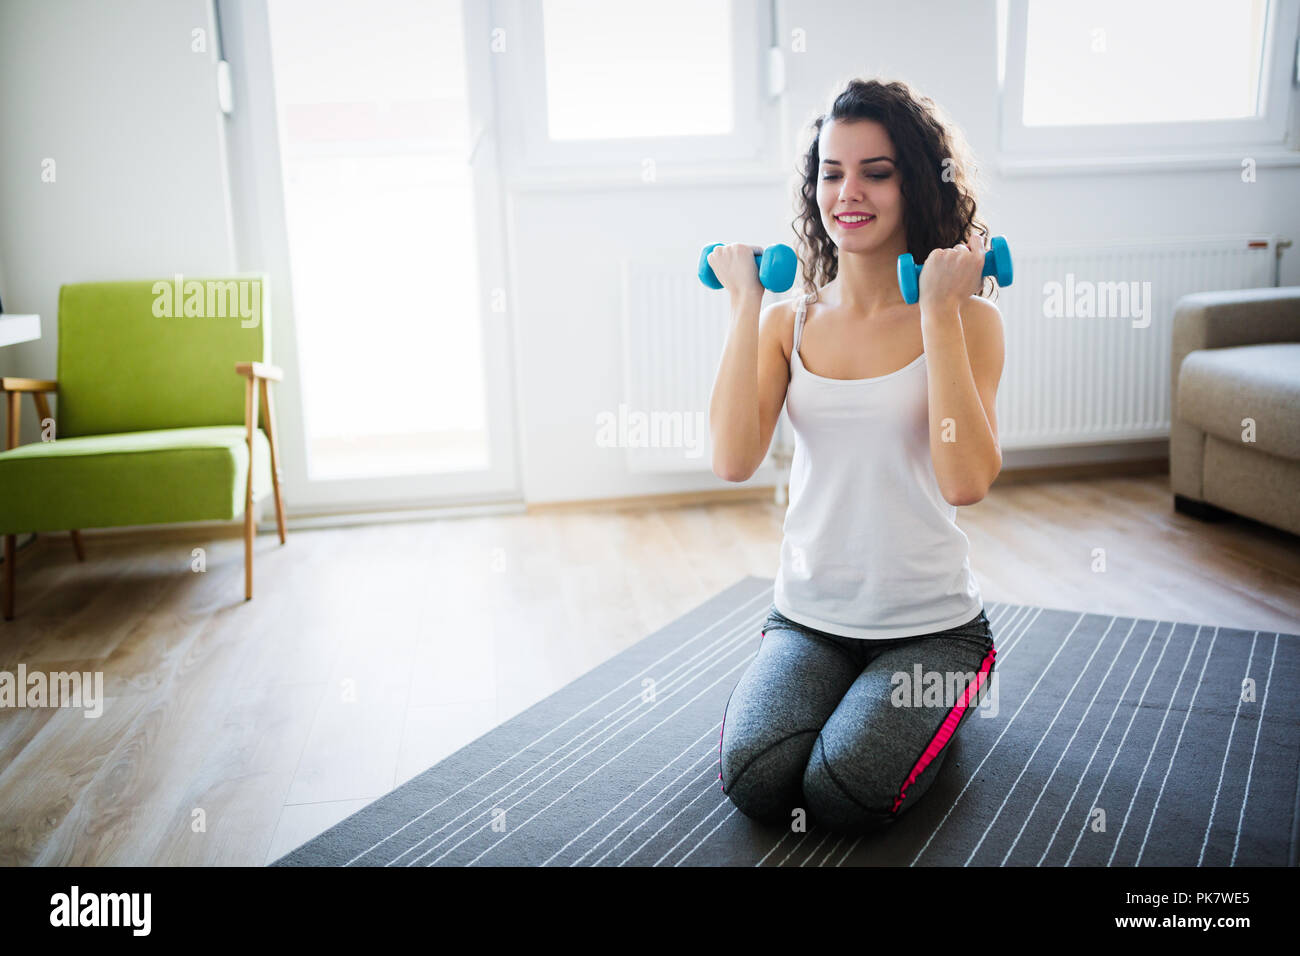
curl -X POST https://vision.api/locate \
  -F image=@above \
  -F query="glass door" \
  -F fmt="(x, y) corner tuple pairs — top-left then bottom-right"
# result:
(221, 0), (518, 513)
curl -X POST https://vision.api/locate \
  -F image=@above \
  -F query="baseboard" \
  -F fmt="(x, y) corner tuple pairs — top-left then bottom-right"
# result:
(69, 521), (248, 545)
(276, 500), (526, 530)
(527, 459), (1170, 514)
(524, 485), (777, 514)
(992, 457), (1169, 486)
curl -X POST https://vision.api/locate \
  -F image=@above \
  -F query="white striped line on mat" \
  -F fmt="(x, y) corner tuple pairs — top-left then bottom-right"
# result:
(412, 603), (769, 864)
(970, 613), (1132, 865)
(346, 584), (772, 865)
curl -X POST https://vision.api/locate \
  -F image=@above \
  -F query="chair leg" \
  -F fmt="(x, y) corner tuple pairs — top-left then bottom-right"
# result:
(244, 505), (254, 601)
(244, 374), (256, 601)
(5, 391), (19, 619)
(259, 378), (288, 545)
(3, 534), (14, 620)
(70, 530), (86, 561)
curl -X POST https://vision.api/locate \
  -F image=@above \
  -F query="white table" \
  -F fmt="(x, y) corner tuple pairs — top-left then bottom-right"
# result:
(0, 314), (40, 348)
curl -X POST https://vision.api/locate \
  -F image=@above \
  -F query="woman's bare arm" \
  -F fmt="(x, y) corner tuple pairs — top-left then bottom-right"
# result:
(709, 293), (794, 482)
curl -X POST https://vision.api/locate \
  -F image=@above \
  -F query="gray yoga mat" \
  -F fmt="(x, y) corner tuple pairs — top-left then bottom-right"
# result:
(272, 576), (1300, 867)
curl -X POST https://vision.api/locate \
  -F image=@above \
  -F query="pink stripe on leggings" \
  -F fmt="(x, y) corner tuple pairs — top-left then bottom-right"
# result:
(890, 645), (996, 813)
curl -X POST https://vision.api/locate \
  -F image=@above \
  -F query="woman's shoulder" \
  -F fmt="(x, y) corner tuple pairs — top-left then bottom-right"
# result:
(958, 294), (1005, 344)
(759, 294), (805, 363)
(960, 294), (1002, 322)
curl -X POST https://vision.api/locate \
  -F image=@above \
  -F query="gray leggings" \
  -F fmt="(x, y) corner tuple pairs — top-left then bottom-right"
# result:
(718, 603), (997, 834)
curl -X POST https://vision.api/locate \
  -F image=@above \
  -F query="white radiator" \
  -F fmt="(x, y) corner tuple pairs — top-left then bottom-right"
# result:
(992, 234), (1280, 448)
(619, 235), (1283, 475)
(618, 260), (742, 473)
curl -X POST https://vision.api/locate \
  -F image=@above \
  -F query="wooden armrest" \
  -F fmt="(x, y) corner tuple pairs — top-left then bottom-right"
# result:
(1, 377), (58, 393)
(235, 362), (284, 382)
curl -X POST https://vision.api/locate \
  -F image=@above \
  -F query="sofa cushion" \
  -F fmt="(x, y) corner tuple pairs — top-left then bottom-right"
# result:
(0, 425), (272, 534)
(1177, 343), (1300, 461)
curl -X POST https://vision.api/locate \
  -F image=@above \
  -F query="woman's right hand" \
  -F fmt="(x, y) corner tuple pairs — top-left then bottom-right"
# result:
(706, 243), (767, 299)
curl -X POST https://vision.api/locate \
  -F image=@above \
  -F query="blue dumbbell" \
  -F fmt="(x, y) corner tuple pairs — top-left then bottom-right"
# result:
(698, 242), (797, 294)
(897, 235), (1013, 305)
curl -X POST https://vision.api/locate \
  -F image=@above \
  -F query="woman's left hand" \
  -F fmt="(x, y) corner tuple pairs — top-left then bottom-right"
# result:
(917, 228), (987, 314)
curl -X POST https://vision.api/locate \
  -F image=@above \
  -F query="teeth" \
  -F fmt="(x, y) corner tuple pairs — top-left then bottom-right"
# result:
(838, 215), (872, 222)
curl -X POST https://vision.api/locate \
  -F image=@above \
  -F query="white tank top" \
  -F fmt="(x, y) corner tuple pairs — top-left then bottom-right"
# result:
(773, 291), (983, 639)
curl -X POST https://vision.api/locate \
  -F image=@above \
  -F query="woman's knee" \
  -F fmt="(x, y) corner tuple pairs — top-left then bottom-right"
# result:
(720, 723), (818, 826)
(802, 722), (963, 832)
(717, 624), (859, 826)
(801, 731), (898, 834)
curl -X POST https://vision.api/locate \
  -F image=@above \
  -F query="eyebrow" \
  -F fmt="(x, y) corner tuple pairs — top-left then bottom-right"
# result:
(821, 157), (895, 166)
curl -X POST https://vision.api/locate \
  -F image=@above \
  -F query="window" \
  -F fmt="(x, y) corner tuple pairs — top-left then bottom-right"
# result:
(266, 0), (491, 482)
(500, 0), (771, 170)
(541, 0), (735, 140)
(1000, 0), (1300, 159)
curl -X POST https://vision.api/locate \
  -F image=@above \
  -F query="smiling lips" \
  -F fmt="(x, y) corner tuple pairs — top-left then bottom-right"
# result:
(834, 212), (875, 229)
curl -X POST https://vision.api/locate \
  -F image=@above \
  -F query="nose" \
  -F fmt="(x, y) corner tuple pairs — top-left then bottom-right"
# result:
(838, 176), (865, 202)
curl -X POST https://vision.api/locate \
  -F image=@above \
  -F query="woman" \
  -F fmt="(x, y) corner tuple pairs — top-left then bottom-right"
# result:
(707, 77), (1005, 835)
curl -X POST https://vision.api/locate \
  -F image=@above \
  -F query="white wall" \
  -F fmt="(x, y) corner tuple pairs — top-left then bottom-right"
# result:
(504, 177), (795, 504)
(1, 0), (1296, 500)
(0, 0), (234, 444)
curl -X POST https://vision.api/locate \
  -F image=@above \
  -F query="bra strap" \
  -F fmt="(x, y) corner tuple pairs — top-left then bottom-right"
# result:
(793, 293), (810, 353)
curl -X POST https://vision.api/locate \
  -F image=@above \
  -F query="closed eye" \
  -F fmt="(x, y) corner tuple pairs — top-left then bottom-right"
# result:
(821, 173), (890, 181)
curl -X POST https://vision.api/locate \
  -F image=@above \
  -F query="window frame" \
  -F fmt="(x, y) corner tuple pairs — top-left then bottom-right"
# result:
(999, 0), (1300, 160)
(217, 0), (523, 512)
(495, 0), (773, 171)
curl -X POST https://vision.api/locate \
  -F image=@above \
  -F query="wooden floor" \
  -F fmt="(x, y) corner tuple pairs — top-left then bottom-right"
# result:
(0, 473), (1296, 865)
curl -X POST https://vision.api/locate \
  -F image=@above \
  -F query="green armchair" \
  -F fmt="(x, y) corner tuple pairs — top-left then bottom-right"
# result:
(0, 276), (288, 619)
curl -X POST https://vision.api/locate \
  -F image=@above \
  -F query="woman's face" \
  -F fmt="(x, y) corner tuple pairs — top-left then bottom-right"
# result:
(816, 118), (904, 253)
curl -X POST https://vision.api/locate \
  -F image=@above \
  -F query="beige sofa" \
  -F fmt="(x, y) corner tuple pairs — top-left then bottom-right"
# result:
(1171, 286), (1300, 537)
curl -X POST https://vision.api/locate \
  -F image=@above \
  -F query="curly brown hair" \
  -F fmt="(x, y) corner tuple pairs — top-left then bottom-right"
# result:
(791, 76), (994, 305)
